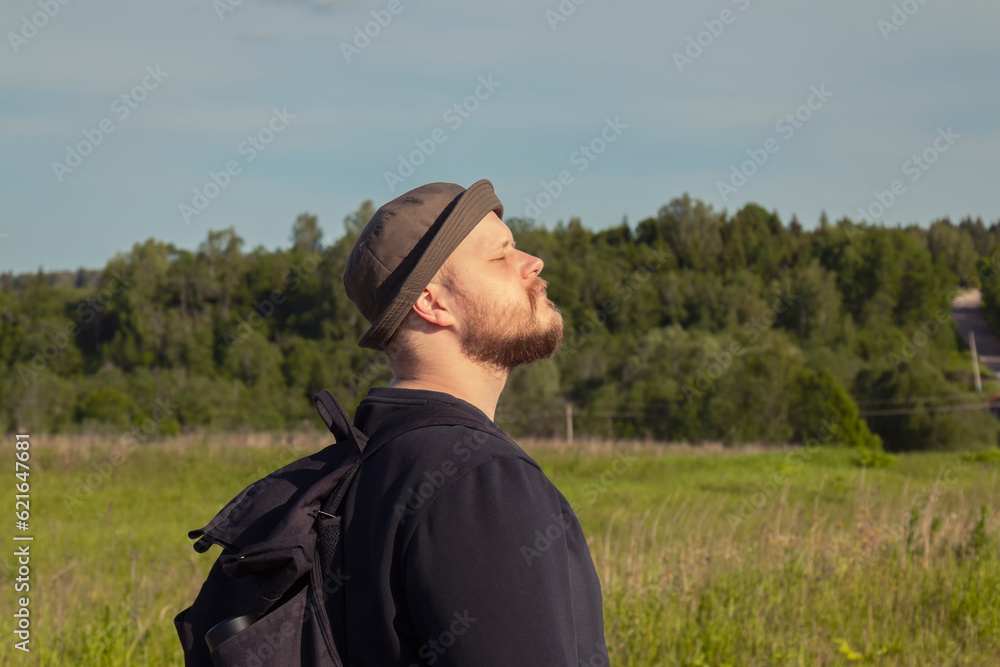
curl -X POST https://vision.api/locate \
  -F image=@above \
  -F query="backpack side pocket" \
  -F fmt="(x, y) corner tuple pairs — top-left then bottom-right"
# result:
(209, 582), (309, 667)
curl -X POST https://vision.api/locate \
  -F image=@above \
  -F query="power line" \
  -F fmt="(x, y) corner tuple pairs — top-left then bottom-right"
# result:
(859, 402), (993, 417)
(496, 410), (646, 423)
(496, 397), (998, 422)
(854, 393), (988, 406)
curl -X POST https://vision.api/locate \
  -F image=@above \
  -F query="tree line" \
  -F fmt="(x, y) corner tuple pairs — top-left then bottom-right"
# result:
(3, 195), (999, 452)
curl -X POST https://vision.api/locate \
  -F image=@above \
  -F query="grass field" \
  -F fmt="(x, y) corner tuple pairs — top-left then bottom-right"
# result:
(1, 432), (998, 666)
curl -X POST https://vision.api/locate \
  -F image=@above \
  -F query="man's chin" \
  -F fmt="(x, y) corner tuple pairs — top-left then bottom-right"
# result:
(459, 295), (566, 370)
(550, 317), (565, 350)
(533, 319), (564, 362)
(531, 301), (563, 350)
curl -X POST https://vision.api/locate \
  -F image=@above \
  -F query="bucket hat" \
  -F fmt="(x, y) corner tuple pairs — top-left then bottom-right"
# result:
(344, 180), (503, 350)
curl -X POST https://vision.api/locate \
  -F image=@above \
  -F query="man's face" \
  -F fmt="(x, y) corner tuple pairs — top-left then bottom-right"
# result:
(440, 212), (564, 371)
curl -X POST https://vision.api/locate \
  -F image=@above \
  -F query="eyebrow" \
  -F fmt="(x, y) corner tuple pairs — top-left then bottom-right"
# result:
(494, 238), (515, 253)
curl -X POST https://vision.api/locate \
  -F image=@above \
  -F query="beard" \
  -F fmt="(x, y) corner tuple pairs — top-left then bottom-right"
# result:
(451, 278), (564, 372)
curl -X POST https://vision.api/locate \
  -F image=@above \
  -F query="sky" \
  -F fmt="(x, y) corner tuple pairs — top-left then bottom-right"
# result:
(2, 0), (999, 274)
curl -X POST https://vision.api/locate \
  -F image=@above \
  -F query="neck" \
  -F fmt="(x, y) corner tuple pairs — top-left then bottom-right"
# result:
(389, 362), (508, 421)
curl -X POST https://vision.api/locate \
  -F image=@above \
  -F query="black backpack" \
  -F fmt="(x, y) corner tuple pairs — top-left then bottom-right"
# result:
(174, 390), (483, 666)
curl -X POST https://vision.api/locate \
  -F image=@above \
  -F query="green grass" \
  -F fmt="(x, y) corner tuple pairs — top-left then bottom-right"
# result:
(1, 434), (998, 665)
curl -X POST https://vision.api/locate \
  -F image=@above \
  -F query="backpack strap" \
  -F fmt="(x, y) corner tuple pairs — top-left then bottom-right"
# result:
(313, 390), (369, 453)
(317, 407), (485, 520)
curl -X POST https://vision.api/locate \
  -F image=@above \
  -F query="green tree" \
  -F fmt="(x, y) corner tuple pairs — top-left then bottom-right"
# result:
(291, 213), (323, 253)
(343, 200), (375, 239)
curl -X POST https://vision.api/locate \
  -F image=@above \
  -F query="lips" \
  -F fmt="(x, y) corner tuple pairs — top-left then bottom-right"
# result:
(533, 278), (548, 297)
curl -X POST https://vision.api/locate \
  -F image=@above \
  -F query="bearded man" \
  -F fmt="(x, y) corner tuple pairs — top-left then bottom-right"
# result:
(339, 180), (607, 665)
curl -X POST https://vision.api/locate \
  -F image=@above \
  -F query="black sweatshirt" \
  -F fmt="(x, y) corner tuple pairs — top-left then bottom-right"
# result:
(341, 386), (607, 666)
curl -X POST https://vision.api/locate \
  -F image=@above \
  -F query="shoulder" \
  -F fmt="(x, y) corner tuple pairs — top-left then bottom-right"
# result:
(396, 437), (563, 535)
(397, 452), (579, 580)
(354, 419), (550, 525)
(374, 419), (540, 474)
(377, 422), (561, 521)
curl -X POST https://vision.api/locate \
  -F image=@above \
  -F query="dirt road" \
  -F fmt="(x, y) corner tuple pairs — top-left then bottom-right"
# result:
(951, 289), (1000, 379)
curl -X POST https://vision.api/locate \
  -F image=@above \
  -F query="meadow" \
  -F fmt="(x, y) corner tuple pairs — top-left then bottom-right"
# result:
(1, 432), (997, 666)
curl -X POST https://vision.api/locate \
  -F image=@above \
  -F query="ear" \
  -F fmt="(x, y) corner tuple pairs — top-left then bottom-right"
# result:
(409, 280), (457, 329)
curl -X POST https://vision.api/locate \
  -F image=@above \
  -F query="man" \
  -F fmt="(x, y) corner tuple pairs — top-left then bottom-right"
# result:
(340, 179), (607, 665)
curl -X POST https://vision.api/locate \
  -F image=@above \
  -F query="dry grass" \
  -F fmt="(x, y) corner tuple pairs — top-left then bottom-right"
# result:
(1, 434), (997, 665)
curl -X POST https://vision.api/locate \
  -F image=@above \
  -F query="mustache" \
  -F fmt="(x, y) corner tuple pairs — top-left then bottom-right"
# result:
(529, 277), (561, 315)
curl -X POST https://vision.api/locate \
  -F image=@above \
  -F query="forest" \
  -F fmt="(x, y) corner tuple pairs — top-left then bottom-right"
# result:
(4, 194), (1000, 453)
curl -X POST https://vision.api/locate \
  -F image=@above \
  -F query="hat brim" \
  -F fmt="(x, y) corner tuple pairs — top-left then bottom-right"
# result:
(357, 179), (503, 351)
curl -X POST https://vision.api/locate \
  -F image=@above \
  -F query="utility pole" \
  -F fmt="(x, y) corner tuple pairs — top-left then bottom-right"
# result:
(565, 404), (574, 444)
(970, 331), (983, 392)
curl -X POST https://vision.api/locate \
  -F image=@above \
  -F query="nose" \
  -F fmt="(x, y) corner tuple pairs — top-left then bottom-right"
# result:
(519, 249), (543, 280)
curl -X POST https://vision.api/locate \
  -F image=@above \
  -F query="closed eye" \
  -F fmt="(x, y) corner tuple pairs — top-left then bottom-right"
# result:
(493, 238), (515, 259)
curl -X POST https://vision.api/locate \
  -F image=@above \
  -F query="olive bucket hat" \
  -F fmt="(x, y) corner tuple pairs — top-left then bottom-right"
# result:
(344, 179), (504, 351)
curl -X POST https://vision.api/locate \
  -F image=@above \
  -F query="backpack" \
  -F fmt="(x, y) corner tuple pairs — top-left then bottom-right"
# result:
(174, 389), (484, 666)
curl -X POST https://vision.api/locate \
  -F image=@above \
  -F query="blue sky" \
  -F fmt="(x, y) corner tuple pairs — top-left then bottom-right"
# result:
(2, 0), (999, 274)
